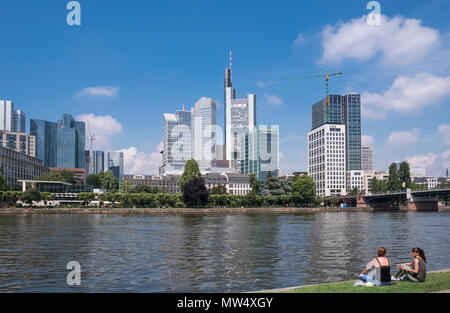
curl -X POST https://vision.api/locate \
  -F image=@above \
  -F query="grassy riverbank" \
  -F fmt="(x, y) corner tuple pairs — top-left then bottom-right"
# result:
(280, 270), (450, 293)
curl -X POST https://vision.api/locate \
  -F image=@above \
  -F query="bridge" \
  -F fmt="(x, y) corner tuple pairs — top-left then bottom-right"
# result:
(346, 189), (450, 211)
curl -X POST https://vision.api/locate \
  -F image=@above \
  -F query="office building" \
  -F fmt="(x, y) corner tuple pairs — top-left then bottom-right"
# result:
(362, 145), (373, 171)
(89, 150), (105, 175)
(0, 130), (36, 157)
(122, 174), (181, 194)
(161, 108), (192, 174)
(107, 151), (124, 179)
(191, 97), (217, 171)
(311, 95), (343, 130)
(346, 170), (365, 193)
(308, 124), (346, 197)
(0, 146), (48, 187)
(311, 94), (362, 171)
(240, 125), (279, 181)
(342, 94), (362, 171)
(224, 54), (256, 169)
(30, 114), (85, 169)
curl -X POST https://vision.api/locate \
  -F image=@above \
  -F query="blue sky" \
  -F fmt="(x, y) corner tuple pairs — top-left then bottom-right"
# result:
(1, 0), (449, 176)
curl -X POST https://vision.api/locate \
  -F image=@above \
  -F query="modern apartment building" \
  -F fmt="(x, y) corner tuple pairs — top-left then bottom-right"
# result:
(362, 145), (373, 171)
(240, 125), (279, 181)
(107, 151), (124, 179)
(308, 123), (347, 197)
(30, 114), (85, 169)
(0, 130), (36, 157)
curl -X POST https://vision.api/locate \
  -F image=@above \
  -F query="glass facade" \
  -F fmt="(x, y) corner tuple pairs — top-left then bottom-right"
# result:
(163, 110), (192, 168)
(240, 125), (279, 181)
(31, 114), (85, 168)
(89, 150), (105, 175)
(311, 95), (342, 130)
(107, 151), (124, 179)
(342, 94), (362, 171)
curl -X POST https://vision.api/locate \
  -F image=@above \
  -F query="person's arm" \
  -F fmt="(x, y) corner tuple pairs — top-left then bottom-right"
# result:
(401, 259), (418, 273)
(360, 259), (375, 275)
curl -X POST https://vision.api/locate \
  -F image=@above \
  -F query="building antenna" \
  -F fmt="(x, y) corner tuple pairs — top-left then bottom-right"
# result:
(229, 49), (232, 83)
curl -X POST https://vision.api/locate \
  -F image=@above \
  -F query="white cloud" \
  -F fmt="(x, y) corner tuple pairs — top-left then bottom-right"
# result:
(256, 81), (266, 88)
(362, 135), (374, 146)
(441, 150), (450, 160)
(76, 114), (123, 150)
(388, 129), (419, 145)
(264, 93), (283, 105)
(118, 143), (163, 175)
(438, 124), (450, 146)
(78, 86), (120, 97)
(362, 73), (450, 119)
(320, 14), (440, 65)
(293, 33), (305, 45)
(406, 153), (438, 169)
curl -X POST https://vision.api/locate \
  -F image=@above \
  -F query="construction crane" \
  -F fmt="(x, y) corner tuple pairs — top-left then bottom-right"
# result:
(272, 70), (343, 123)
(86, 118), (96, 172)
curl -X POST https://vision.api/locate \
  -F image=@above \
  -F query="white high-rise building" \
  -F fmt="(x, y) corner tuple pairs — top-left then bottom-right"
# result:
(14, 110), (26, 133)
(308, 124), (347, 197)
(0, 100), (15, 132)
(161, 109), (192, 174)
(224, 53), (256, 169)
(0, 100), (26, 133)
(191, 97), (216, 170)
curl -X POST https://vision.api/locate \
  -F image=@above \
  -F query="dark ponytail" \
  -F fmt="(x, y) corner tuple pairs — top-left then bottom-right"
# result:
(412, 247), (427, 263)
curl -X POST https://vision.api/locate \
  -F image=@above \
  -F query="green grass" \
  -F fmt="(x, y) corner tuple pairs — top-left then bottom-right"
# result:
(284, 271), (450, 293)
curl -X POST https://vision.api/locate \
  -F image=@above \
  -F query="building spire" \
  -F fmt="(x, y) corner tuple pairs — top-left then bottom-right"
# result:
(229, 49), (232, 83)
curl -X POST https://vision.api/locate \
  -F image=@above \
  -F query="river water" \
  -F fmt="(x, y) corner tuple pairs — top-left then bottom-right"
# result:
(0, 212), (448, 292)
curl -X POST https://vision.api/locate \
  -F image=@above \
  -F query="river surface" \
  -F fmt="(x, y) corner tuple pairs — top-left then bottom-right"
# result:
(0, 212), (449, 292)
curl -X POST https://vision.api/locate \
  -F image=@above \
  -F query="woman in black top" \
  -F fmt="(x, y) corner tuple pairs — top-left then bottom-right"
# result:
(359, 247), (392, 285)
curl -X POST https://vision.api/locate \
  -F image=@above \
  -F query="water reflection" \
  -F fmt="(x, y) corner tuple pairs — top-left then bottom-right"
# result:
(0, 212), (448, 292)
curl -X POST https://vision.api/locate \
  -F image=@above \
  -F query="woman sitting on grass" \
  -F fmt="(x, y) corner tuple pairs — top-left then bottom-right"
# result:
(392, 247), (427, 282)
(358, 247), (392, 285)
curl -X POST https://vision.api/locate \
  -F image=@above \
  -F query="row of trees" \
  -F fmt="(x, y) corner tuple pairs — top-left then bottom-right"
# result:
(0, 189), (54, 207)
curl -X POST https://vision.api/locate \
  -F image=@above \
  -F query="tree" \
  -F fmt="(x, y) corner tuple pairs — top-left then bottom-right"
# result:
(21, 188), (42, 207)
(0, 167), (10, 191)
(388, 163), (401, 192)
(290, 175), (316, 206)
(410, 181), (426, 191)
(249, 174), (261, 195)
(180, 159), (202, 189)
(370, 177), (388, 194)
(348, 187), (360, 196)
(327, 196), (340, 207)
(86, 174), (102, 188)
(210, 185), (228, 194)
(398, 161), (411, 190)
(97, 171), (119, 192)
(261, 174), (285, 196)
(38, 170), (77, 185)
(77, 192), (96, 206)
(182, 177), (209, 208)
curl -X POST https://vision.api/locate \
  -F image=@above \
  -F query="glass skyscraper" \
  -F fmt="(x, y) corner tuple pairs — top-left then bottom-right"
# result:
(191, 97), (216, 170)
(240, 125), (279, 181)
(30, 114), (85, 169)
(107, 151), (124, 179)
(342, 94), (361, 171)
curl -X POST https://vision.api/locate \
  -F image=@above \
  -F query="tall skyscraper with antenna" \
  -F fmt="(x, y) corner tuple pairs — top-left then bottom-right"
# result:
(223, 51), (256, 170)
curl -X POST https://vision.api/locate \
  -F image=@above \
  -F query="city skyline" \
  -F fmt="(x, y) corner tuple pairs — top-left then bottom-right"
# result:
(0, 1), (449, 176)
